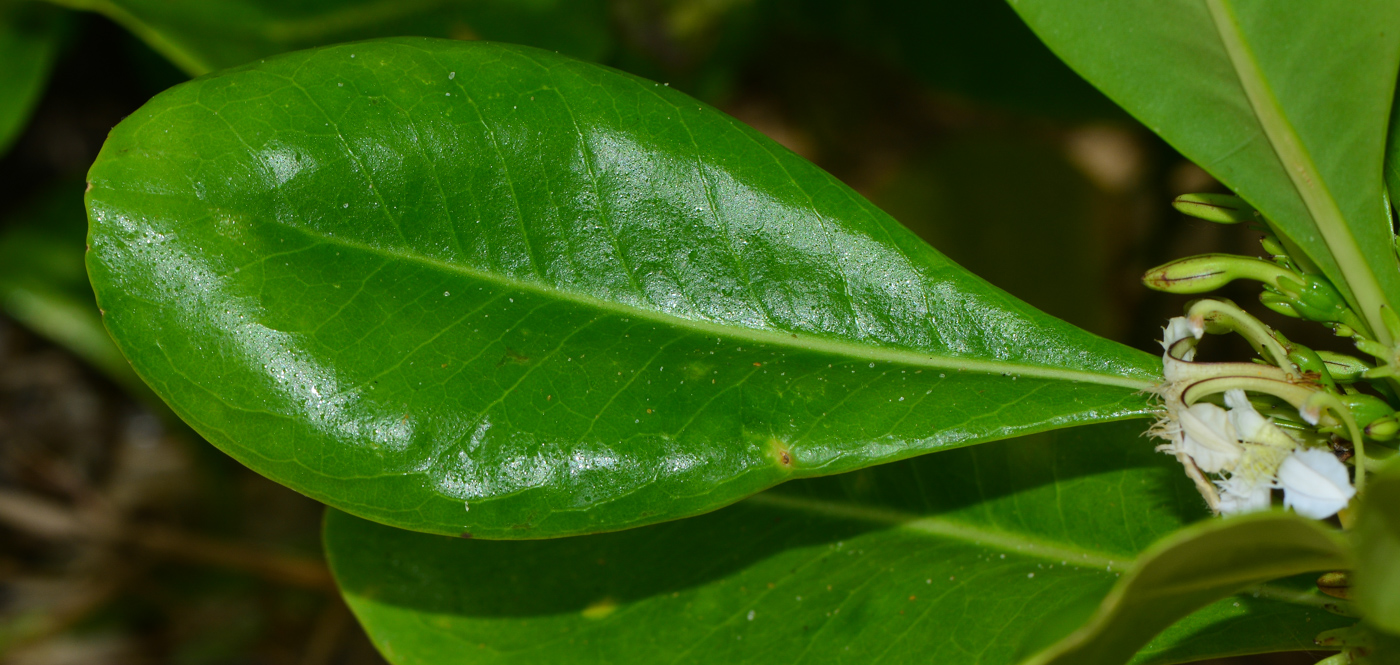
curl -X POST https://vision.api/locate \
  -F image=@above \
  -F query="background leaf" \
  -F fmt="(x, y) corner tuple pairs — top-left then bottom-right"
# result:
(86, 38), (1159, 539)
(1354, 456), (1400, 635)
(0, 0), (67, 155)
(1010, 0), (1400, 340)
(758, 0), (1119, 119)
(0, 180), (152, 399)
(1022, 511), (1349, 665)
(325, 421), (1351, 665)
(44, 0), (612, 75)
(869, 131), (1113, 338)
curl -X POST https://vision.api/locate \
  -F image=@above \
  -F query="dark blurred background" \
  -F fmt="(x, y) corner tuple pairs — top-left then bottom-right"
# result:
(0, 1), (1339, 663)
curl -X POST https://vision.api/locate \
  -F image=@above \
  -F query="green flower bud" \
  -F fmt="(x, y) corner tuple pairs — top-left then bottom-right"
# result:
(1258, 235), (1290, 258)
(1259, 291), (1302, 319)
(1172, 193), (1258, 224)
(1314, 351), (1373, 383)
(1335, 392), (1395, 430)
(1142, 254), (1292, 294)
(1273, 274), (1354, 325)
(1366, 414), (1400, 441)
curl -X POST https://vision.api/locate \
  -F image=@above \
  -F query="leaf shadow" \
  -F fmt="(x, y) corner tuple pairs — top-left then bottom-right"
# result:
(328, 420), (1209, 621)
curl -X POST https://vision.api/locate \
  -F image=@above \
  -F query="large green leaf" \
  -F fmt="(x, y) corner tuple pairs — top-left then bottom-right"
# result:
(1011, 0), (1400, 343)
(1023, 512), (1349, 665)
(45, 0), (611, 75)
(85, 38), (1158, 539)
(0, 0), (66, 155)
(1354, 457), (1400, 635)
(325, 421), (1351, 665)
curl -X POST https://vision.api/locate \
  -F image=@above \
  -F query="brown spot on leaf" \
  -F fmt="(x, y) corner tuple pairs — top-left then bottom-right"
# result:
(498, 348), (530, 366)
(767, 438), (794, 469)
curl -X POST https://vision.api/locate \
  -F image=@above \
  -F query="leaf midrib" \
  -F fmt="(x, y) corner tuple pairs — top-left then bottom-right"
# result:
(746, 491), (1129, 570)
(260, 221), (1158, 391)
(1206, 0), (1394, 345)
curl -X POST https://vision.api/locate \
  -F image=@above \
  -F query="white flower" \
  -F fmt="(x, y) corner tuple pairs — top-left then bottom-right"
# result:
(1277, 448), (1355, 519)
(1224, 390), (1297, 450)
(1213, 423), (1292, 517)
(1216, 473), (1272, 515)
(1176, 402), (1240, 473)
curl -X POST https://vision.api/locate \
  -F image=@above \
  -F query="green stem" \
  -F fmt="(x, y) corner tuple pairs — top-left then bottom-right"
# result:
(1185, 299), (1296, 375)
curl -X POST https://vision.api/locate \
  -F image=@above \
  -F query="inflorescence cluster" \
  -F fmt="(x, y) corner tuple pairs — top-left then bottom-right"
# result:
(1143, 193), (1398, 525)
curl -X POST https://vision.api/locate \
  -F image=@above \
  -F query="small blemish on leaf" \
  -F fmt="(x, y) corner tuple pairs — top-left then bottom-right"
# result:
(766, 438), (794, 469)
(582, 598), (617, 619)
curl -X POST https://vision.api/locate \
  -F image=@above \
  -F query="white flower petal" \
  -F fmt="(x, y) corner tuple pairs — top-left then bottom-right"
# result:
(1178, 402), (1240, 473)
(1225, 391), (1268, 439)
(1223, 390), (1298, 450)
(1278, 449), (1355, 520)
(1161, 317), (1198, 361)
(1216, 474), (1272, 515)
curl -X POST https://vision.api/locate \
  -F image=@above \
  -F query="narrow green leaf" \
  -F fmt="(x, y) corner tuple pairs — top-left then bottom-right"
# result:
(1022, 512), (1349, 665)
(86, 38), (1159, 538)
(1010, 0), (1400, 342)
(0, 0), (66, 155)
(1354, 457), (1400, 635)
(44, 0), (611, 75)
(325, 422), (1350, 665)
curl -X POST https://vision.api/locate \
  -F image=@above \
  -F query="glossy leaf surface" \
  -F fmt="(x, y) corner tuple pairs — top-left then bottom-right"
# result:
(86, 38), (1159, 538)
(325, 422), (1351, 665)
(1023, 511), (1349, 665)
(1354, 457), (1400, 635)
(46, 0), (610, 75)
(0, 0), (66, 155)
(1011, 0), (1400, 340)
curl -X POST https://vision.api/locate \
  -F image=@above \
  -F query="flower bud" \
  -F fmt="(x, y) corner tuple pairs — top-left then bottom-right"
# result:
(1172, 193), (1258, 224)
(1277, 449), (1355, 520)
(1274, 275), (1352, 325)
(1334, 393), (1395, 433)
(1258, 235), (1290, 258)
(1314, 351), (1372, 383)
(1365, 415), (1399, 441)
(1143, 254), (1292, 294)
(1259, 291), (1302, 319)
